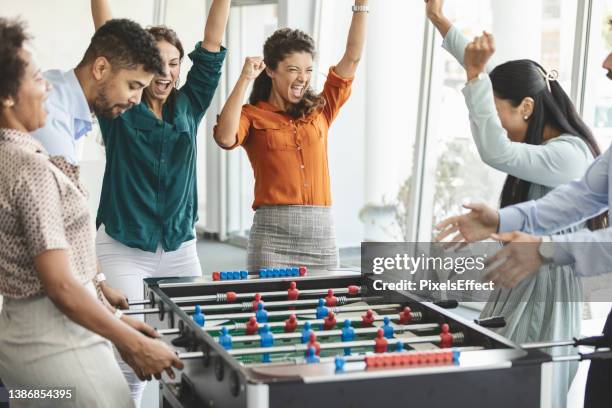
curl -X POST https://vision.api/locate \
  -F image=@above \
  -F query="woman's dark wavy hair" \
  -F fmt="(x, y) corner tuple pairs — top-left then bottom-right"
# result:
(249, 28), (325, 119)
(146, 25), (185, 120)
(491, 59), (607, 230)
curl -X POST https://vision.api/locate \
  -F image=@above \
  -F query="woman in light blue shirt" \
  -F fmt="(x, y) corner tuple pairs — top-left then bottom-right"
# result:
(425, 1), (606, 406)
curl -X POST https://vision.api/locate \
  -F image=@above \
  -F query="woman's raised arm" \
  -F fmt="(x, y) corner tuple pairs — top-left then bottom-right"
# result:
(334, 0), (369, 78)
(201, 0), (231, 52)
(91, 0), (114, 31)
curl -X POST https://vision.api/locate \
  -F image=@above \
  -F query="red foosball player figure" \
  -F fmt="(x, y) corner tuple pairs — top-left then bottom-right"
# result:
(252, 293), (262, 312)
(246, 316), (259, 335)
(398, 306), (413, 324)
(284, 314), (298, 332)
(308, 332), (321, 356)
(325, 289), (338, 307)
(287, 282), (299, 301)
(361, 309), (375, 327)
(439, 323), (453, 348)
(374, 329), (388, 353)
(323, 311), (337, 330)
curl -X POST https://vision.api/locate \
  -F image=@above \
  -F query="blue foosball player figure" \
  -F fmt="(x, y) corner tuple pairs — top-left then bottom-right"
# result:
(382, 316), (394, 339)
(305, 347), (320, 364)
(341, 319), (355, 356)
(316, 298), (329, 319)
(256, 302), (268, 323)
(334, 355), (346, 372)
(219, 326), (233, 350)
(301, 321), (314, 344)
(192, 305), (205, 327)
(260, 325), (274, 363)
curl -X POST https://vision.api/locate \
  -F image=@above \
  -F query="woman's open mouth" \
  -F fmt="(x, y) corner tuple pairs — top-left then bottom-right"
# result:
(154, 79), (172, 93)
(290, 84), (305, 98)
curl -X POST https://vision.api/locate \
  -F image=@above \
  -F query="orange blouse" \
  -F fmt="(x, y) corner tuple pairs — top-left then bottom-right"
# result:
(217, 67), (354, 209)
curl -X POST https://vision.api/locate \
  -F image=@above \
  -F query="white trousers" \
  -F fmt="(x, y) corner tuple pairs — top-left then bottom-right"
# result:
(0, 282), (133, 408)
(96, 225), (202, 407)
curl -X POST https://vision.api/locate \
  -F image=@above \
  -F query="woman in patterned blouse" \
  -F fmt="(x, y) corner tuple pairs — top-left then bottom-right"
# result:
(0, 18), (182, 407)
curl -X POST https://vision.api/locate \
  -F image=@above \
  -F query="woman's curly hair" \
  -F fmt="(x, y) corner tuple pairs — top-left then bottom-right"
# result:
(0, 18), (30, 103)
(249, 28), (325, 118)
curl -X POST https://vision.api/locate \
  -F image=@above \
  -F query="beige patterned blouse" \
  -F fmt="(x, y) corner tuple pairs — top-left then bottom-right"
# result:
(0, 128), (96, 298)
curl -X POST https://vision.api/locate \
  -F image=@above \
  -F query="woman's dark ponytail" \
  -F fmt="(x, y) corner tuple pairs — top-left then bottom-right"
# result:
(492, 60), (607, 230)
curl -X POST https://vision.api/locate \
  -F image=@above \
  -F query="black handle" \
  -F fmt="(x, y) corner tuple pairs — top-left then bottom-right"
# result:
(580, 350), (612, 361)
(575, 335), (611, 348)
(474, 316), (506, 329)
(433, 300), (459, 309)
(171, 333), (193, 348)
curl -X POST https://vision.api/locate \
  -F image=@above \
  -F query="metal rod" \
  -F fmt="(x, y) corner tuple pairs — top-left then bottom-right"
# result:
(158, 328), (180, 335)
(124, 296), (368, 314)
(186, 312), (424, 333)
(521, 339), (576, 350)
(213, 323), (440, 343)
(224, 333), (464, 357)
(241, 346), (485, 368)
(179, 351), (206, 360)
(124, 303), (402, 318)
(553, 355), (581, 362)
(129, 286), (362, 306)
(129, 299), (152, 306)
(551, 348), (611, 363)
(185, 296), (366, 313)
(176, 344), (479, 364)
(205, 303), (402, 321)
(124, 308), (160, 316)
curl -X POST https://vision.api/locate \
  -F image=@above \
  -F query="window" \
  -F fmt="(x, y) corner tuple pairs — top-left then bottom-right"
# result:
(164, 0), (211, 223)
(416, 0), (579, 241)
(582, 0), (612, 151)
(225, 3), (279, 239)
(4, 0), (154, 71)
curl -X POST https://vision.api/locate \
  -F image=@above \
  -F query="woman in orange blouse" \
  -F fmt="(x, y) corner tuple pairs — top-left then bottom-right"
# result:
(215, 1), (369, 271)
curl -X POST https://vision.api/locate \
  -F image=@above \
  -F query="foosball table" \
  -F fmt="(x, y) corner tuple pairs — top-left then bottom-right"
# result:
(127, 268), (554, 408)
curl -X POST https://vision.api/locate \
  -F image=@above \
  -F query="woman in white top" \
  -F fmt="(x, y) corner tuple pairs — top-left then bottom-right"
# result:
(425, 1), (606, 406)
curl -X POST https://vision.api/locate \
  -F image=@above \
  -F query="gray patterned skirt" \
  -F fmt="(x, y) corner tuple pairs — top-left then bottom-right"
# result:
(247, 205), (339, 271)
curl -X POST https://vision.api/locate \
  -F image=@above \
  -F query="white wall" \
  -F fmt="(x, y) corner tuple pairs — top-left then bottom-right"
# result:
(317, 0), (427, 245)
(315, 0), (367, 247)
(2, 0), (156, 218)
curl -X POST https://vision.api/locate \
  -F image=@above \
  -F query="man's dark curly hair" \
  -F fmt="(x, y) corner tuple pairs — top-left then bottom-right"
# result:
(249, 28), (325, 118)
(78, 19), (164, 76)
(0, 18), (30, 102)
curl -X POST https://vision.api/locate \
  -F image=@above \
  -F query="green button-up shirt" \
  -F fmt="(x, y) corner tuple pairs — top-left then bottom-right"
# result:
(96, 43), (226, 252)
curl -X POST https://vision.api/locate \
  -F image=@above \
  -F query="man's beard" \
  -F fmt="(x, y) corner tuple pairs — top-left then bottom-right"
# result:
(93, 82), (133, 119)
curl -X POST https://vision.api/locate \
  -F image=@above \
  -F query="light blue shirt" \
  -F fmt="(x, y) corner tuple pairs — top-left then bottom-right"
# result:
(443, 25), (593, 187)
(32, 69), (93, 164)
(500, 147), (612, 276)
